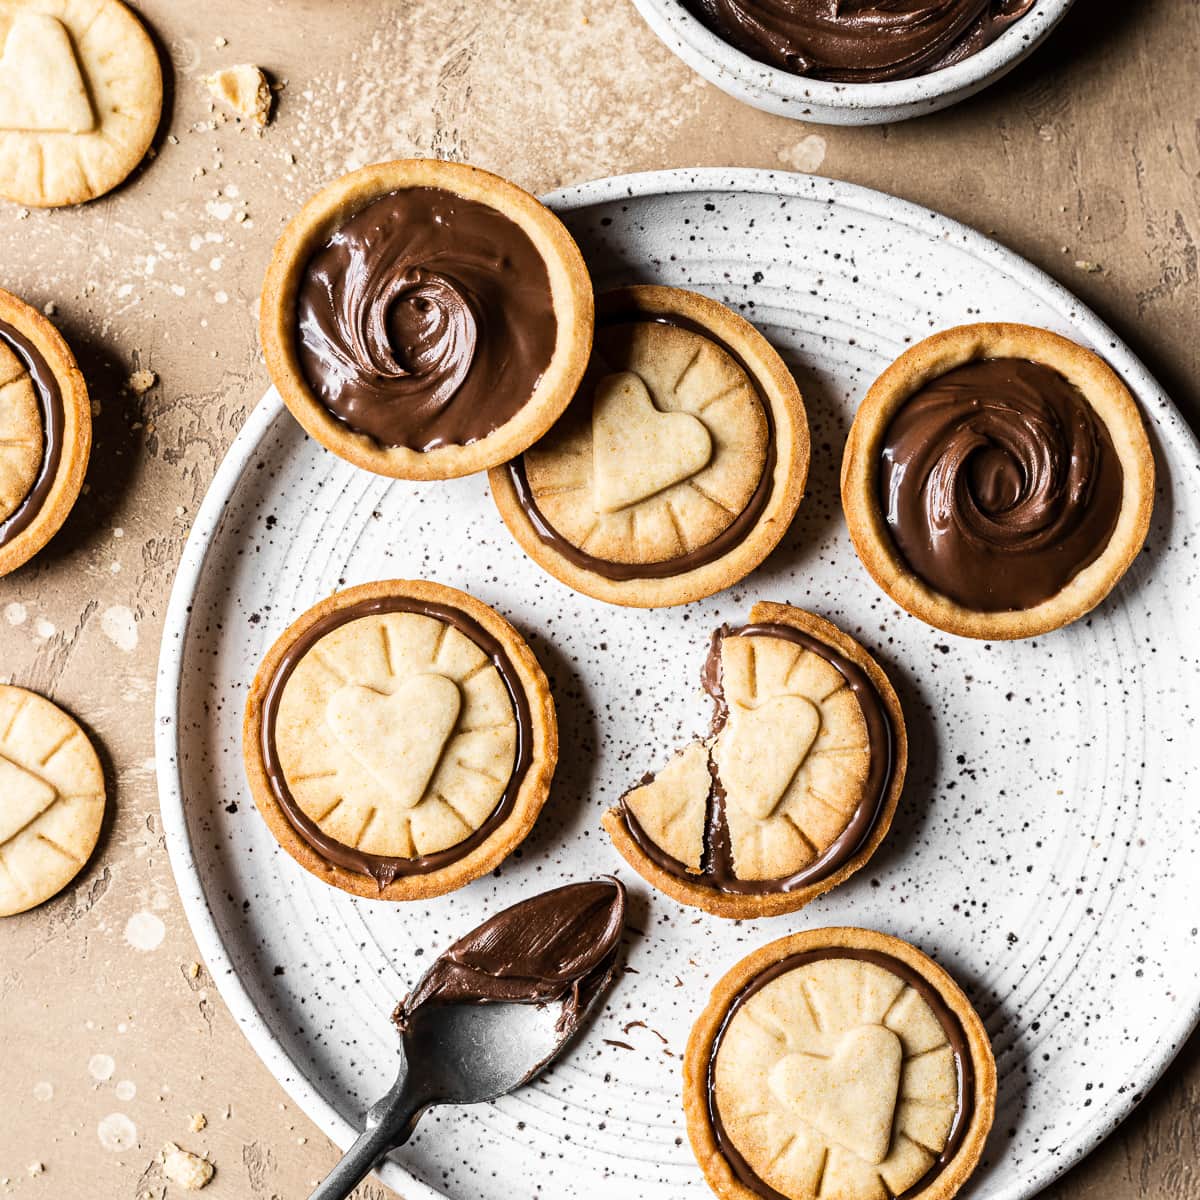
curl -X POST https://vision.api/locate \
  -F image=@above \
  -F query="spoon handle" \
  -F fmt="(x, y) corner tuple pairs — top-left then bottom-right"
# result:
(306, 1069), (426, 1200)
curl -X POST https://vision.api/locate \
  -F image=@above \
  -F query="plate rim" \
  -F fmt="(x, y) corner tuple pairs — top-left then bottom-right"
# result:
(154, 166), (1200, 1200)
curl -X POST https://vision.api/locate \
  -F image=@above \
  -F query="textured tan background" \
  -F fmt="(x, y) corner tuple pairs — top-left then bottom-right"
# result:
(0, 1), (1197, 1197)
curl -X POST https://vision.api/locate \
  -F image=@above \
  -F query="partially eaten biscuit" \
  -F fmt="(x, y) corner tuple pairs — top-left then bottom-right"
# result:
(603, 602), (906, 919)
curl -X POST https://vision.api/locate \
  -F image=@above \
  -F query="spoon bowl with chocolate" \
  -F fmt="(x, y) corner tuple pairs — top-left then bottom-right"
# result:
(308, 878), (626, 1200)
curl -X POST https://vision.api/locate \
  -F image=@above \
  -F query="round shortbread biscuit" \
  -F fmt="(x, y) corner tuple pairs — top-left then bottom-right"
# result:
(522, 319), (769, 564)
(243, 579), (559, 902)
(603, 603), (907, 919)
(490, 286), (809, 608)
(840, 323), (1155, 640)
(684, 927), (996, 1200)
(273, 609), (519, 861)
(0, 287), (92, 579)
(259, 159), (594, 481)
(0, 685), (106, 916)
(624, 621), (873, 883)
(0, 0), (162, 208)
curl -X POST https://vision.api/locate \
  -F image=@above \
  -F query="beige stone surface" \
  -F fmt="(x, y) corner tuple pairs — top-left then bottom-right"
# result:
(0, 1), (1195, 1197)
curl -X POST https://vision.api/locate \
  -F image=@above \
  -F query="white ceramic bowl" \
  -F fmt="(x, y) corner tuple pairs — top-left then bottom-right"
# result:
(631, 0), (1076, 124)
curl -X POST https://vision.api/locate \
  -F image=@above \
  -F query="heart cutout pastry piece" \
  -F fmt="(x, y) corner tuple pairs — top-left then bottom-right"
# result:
(592, 371), (713, 513)
(716, 695), (821, 820)
(0, 754), (58, 843)
(769, 1024), (902, 1165)
(0, 13), (95, 133)
(325, 675), (461, 811)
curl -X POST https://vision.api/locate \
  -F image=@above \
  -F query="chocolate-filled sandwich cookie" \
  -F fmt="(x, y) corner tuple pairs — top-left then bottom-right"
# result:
(0, 287), (90, 578)
(684, 926), (995, 1200)
(841, 323), (1155, 640)
(602, 602), (905, 918)
(260, 159), (593, 480)
(490, 286), (809, 608)
(242, 580), (557, 901)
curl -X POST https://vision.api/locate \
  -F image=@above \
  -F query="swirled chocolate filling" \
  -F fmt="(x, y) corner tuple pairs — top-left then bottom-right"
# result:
(708, 947), (975, 1200)
(0, 320), (64, 549)
(686, 0), (1034, 83)
(296, 187), (557, 452)
(879, 357), (1124, 612)
(259, 595), (533, 887)
(618, 622), (894, 893)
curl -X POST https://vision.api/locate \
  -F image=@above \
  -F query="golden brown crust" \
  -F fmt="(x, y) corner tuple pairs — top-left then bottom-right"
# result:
(489, 285), (810, 608)
(683, 926), (996, 1200)
(259, 159), (594, 481)
(840, 323), (1155, 640)
(0, 684), (107, 916)
(601, 603), (906, 918)
(0, 0), (163, 208)
(0, 288), (90, 578)
(242, 579), (558, 901)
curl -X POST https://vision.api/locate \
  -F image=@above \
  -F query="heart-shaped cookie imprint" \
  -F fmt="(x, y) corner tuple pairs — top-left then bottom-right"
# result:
(0, 13), (95, 133)
(592, 371), (712, 513)
(325, 675), (461, 812)
(718, 695), (821, 820)
(769, 1024), (902, 1165)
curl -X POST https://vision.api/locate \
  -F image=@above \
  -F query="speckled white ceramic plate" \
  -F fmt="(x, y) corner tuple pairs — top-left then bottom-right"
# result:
(631, 0), (1075, 124)
(156, 169), (1200, 1200)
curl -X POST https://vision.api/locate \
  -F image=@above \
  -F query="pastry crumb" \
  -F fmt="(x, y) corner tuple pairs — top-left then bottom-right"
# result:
(204, 65), (273, 130)
(27, 1162), (44, 1177)
(1074, 259), (1103, 273)
(128, 368), (157, 394)
(186, 961), (201, 980)
(189, 1112), (207, 1133)
(161, 1143), (214, 1190)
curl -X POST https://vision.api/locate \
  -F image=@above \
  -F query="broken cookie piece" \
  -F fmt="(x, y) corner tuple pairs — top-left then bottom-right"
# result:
(602, 602), (907, 919)
(162, 1142), (214, 1190)
(204, 64), (272, 129)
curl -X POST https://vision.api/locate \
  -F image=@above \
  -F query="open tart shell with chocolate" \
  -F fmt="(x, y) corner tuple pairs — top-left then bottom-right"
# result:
(841, 323), (1155, 640)
(242, 579), (558, 901)
(489, 286), (809, 608)
(684, 926), (995, 1200)
(260, 159), (594, 481)
(601, 602), (906, 918)
(0, 287), (90, 578)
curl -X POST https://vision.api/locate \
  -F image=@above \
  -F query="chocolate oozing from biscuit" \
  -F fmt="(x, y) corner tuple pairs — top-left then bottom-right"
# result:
(879, 357), (1124, 612)
(395, 878), (625, 1039)
(508, 303), (777, 581)
(258, 595), (534, 887)
(617, 622), (894, 894)
(295, 186), (557, 452)
(0, 319), (64, 549)
(685, 0), (1034, 83)
(708, 947), (974, 1200)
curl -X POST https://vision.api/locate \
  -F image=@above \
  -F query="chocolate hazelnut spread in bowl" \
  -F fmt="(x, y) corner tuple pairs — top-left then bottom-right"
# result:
(630, 0), (1074, 124)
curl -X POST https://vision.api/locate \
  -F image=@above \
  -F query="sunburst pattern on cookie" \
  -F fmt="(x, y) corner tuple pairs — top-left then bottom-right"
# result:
(715, 633), (871, 881)
(627, 631), (870, 882)
(275, 612), (517, 859)
(714, 957), (959, 1200)
(0, 0), (161, 208)
(0, 685), (106, 916)
(523, 320), (768, 565)
(0, 337), (44, 524)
